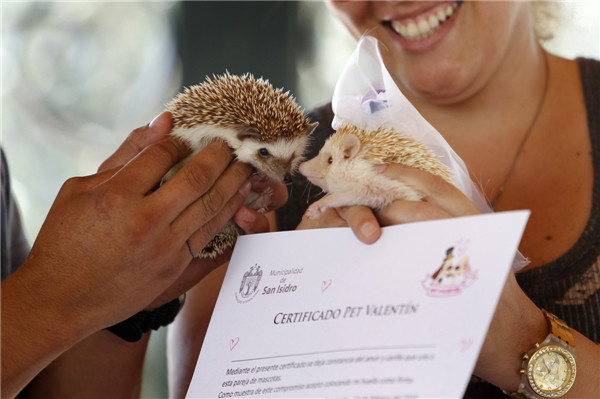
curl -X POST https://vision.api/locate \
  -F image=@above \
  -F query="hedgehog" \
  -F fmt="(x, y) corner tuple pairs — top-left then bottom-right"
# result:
(298, 122), (453, 219)
(165, 72), (316, 258)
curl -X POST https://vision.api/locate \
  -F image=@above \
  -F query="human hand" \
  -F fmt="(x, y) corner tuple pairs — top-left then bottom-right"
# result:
(19, 113), (254, 336)
(376, 163), (480, 225)
(297, 205), (382, 244)
(148, 172), (289, 310)
(297, 163), (479, 244)
(95, 112), (289, 311)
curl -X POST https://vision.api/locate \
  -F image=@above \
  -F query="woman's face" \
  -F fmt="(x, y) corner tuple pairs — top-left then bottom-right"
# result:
(326, 1), (534, 105)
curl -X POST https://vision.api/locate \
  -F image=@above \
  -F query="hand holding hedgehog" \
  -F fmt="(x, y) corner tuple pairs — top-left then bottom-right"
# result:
(165, 73), (316, 258)
(299, 122), (454, 219)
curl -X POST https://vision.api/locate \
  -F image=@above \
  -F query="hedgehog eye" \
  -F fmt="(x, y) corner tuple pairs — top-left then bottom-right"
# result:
(258, 148), (270, 157)
(327, 156), (333, 164)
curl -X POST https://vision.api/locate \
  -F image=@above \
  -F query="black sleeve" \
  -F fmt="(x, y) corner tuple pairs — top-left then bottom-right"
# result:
(275, 103), (335, 231)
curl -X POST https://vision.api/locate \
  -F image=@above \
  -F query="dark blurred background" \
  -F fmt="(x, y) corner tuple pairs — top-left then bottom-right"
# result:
(176, 2), (306, 91)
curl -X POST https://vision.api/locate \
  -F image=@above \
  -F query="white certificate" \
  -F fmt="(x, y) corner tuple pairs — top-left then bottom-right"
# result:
(186, 211), (530, 399)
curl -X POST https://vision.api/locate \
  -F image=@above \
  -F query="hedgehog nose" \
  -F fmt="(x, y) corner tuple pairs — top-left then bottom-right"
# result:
(283, 173), (293, 185)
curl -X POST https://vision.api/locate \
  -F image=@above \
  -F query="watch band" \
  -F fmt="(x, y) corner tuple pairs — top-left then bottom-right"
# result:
(543, 309), (574, 347)
(106, 294), (186, 342)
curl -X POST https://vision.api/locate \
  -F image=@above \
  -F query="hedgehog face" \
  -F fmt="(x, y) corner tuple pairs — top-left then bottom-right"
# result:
(300, 134), (365, 193)
(235, 135), (310, 184)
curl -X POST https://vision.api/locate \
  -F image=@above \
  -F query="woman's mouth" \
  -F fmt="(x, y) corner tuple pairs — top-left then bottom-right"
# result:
(386, 1), (463, 41)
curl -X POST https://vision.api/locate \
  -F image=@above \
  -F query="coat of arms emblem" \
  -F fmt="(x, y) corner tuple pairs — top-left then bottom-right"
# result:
(236, 264), (262, 303)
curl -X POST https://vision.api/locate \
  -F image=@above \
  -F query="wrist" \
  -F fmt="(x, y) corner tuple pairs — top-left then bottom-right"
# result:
(106, 294), (186, 342)
(474, 289), (547, 391)
(4, 262), (90, 347)
(506, 310), (577, 399)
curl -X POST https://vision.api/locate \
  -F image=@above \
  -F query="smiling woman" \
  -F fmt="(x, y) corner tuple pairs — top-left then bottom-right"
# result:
(386, 1), (461, 41)
(287, 2), (600, 399)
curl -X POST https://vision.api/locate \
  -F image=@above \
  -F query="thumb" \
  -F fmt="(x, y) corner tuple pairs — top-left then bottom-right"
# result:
(98, 111), (173, 173)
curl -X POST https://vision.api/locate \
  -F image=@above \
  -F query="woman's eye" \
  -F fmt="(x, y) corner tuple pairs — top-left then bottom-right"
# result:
(327, 156), (333, 164)
(259, 148), (270, 157)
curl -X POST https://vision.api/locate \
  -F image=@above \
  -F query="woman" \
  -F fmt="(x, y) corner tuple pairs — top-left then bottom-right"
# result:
(169, 2), (599, 398)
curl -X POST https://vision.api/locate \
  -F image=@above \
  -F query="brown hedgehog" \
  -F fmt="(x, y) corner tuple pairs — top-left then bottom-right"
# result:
(299, 122), (453, 219)
(165, 72), (316, 258)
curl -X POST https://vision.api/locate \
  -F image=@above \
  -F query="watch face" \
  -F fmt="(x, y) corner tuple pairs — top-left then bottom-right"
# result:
(527, 345), (576, 398)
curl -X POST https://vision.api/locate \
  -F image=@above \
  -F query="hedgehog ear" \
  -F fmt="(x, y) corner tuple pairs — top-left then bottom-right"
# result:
(305, 122), (318, 136)
(341, 134), (361, 160)
(237, 127), (261, 141)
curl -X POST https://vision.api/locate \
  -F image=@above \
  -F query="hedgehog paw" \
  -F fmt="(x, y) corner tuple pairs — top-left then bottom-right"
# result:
(248, 187), (273, 212)
(305, 204), (325, 220)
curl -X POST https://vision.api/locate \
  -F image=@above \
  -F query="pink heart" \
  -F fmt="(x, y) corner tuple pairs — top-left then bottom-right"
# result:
(321, 279), (332, 292)
(230, 337), (239, 351)
(460, 338), (473, 353)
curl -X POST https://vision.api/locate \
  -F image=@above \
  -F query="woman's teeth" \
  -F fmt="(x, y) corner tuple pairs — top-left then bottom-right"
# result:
(390, 2), (460, 41)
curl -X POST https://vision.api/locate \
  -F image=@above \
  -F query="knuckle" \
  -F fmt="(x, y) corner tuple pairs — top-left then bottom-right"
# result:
(144, 141), (177, 164)
(145, 138), (188, 167)
(61, 176), (85, 194)
(184, 163), (214, 193)
(210, 139), (233, 159)
(426, 176), (452, 197)
(411, 203), (438, 221)
(202, 186), (228, 216)
(125, 127), (145, 150)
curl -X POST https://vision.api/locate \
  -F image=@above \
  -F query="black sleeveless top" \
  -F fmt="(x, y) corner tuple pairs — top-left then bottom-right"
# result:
(276, 58), (600, 398)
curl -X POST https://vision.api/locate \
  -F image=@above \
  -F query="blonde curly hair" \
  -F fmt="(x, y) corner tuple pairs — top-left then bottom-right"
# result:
(531, 1), (563, 41)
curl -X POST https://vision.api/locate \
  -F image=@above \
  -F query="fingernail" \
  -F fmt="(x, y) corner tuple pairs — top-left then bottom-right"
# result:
(238, 180), (252, 197)
(149, 111), (171, 129)
(360, 222), (379, 240)
(149, 112), (163, 128)
(239, 207), (256, 224)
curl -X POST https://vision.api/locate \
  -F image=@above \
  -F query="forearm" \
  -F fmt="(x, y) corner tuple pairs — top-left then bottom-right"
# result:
(473, 273), (600, 397)
(1, 263), (149, 399)
(21, 330), (150, 399)
(1, 267), (85, 398)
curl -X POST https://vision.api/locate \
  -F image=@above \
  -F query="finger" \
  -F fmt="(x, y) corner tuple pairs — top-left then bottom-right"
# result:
(377, 199), (453, 225)
(181, 175), (252, 256)
(108, 137), (190, 195)
(233, 207), (271, 234)
(337, 206), (382, 244)
(98, 112), (173, 173)
(382, 164), (479, 216)
(297, 207), (347, 230)
(171, 161), (253, 239)
(156, 141), (235, 218)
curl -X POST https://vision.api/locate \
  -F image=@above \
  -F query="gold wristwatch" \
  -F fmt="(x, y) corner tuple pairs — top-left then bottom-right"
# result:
(507, 309), (576, 399)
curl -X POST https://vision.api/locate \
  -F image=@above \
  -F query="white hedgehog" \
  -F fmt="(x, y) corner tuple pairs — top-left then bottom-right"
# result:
(165, 72), (316, 258)
(299, 122), (454, 219)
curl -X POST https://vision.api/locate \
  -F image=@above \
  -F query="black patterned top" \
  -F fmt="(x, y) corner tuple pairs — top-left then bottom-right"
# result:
(276, 58), (600, 398)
